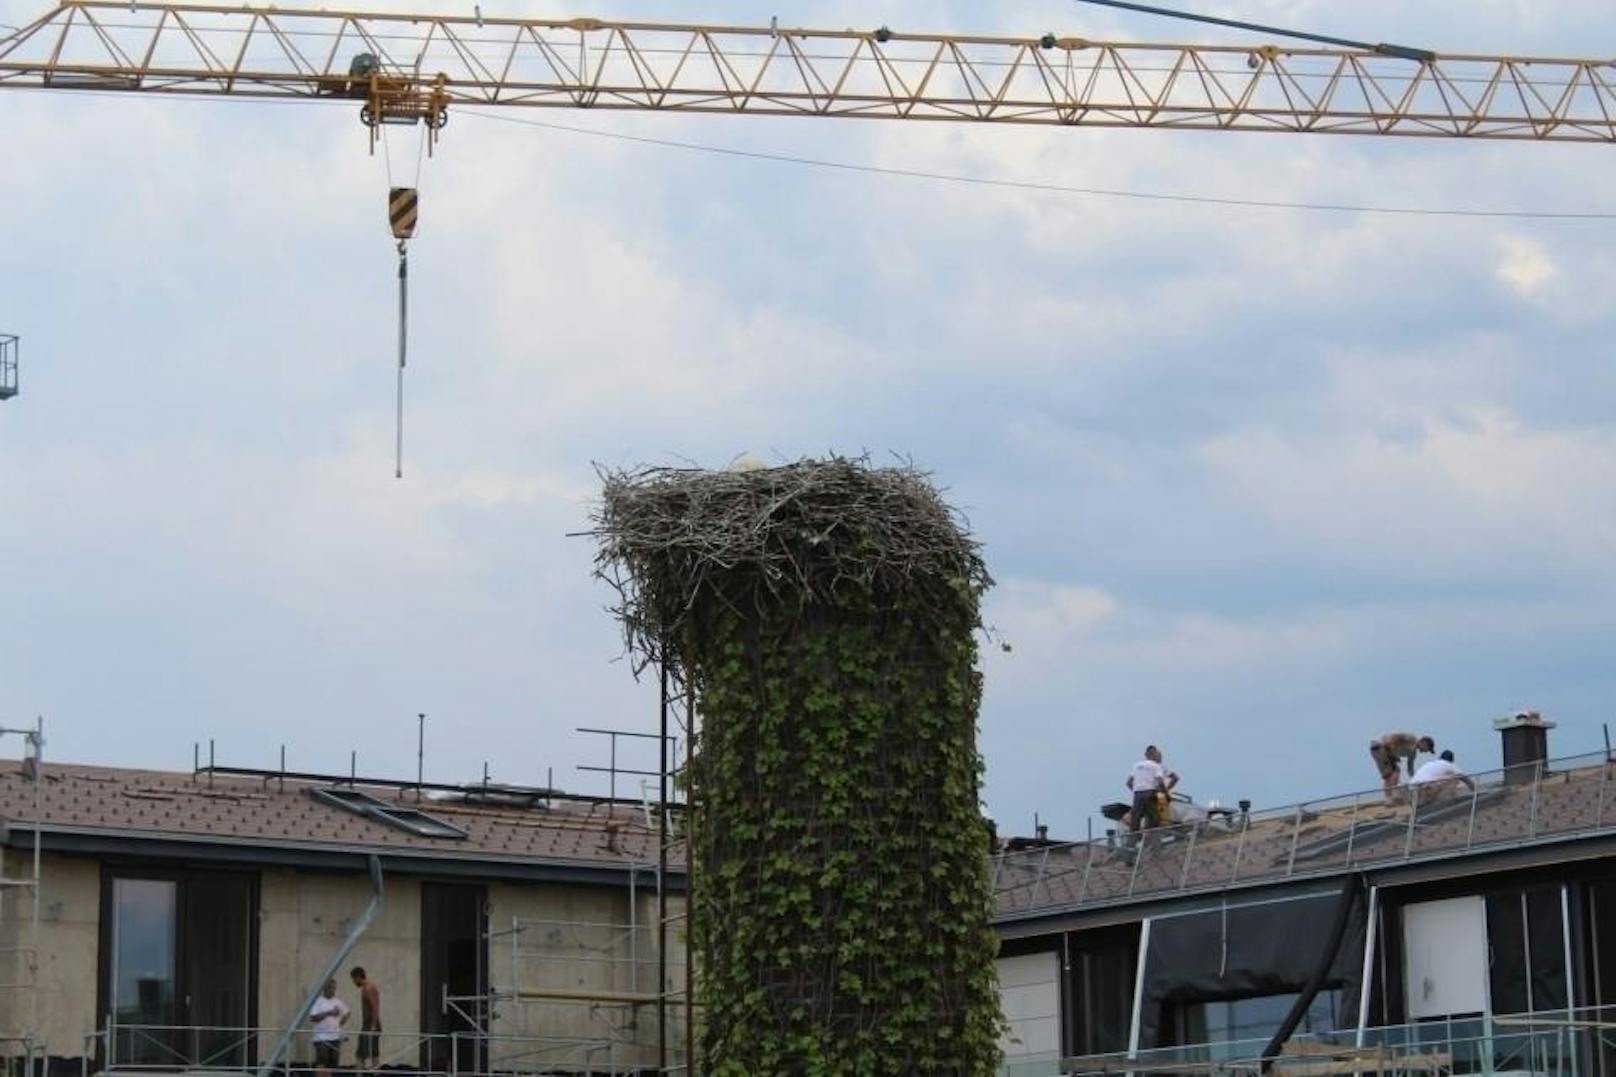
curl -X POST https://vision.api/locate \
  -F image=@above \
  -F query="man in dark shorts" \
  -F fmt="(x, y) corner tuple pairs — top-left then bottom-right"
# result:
(351, 966), (382, 1070)
(1369, 732), (1435, 803)
(309, 978), (350, 1077)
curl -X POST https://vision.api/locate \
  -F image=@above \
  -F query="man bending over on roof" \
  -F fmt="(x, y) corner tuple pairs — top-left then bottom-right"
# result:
(1126, 745), (1179, 832)
(1410, 750), (1475, 804)
(1369, 732), (1435, 804)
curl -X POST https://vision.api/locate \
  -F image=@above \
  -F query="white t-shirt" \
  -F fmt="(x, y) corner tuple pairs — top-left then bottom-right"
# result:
(310, 996), (350, 1042)
(1411, 759), (1462, 785)
(1128, 759), (1170, 794)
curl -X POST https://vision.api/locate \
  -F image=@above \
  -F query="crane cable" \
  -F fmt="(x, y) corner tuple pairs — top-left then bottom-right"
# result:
(1069, 0), (1436, 62)
(383, 125), (428, 479)
(464, 112), (1616, 222)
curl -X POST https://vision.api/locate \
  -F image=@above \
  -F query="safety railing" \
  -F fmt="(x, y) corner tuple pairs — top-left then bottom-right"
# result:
(994, 750), (1616, 918)
(1057, 1008), (1608, 1075)
(94, 1022), (650, 1077)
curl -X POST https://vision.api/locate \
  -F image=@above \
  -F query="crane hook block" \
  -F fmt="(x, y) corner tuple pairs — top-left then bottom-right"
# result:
(389, 187), (419, 241)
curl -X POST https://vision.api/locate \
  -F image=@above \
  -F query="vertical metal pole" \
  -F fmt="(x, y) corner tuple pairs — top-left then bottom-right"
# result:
(1230, 811), (1249, 883)
(1286, 802), (1305, 874)
(1599, 761), (1611, 831)
(30, 718), (42, 1050)
(351, 750), (357, 788)
(629, 865), (639, 996)
(279, 744), (286, 792)
(1564, 885), (1579, 1074)
(1179, 820), (1200, 889)
(1404, 785), (1421, 858)
(683, 678), (696, 1076)
(208, 738), (215, 788)
(657, 662), (669, 1075)
(1075, 838), (1097, 906)
(395, 244), (407, 480)
(1126, 918), (1153, 1064)
(1530, 759), (1543, 839)
(417, 713), (426, 802)
(1127, 831), (1145, 896)
(1355, 885), (1380, 1048)
(1468, 777), (1482, 848)
(1344, 792), (1361, 865)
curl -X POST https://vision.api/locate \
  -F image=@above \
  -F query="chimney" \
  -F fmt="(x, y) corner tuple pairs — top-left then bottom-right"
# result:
(1495, 710), (1554, 785)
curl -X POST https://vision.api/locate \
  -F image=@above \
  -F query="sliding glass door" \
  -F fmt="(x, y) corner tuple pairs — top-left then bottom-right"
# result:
(103, 869), (256, 1067)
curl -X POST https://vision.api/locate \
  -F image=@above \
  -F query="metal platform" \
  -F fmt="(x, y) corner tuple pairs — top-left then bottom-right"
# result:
(0, 334), (17, 400)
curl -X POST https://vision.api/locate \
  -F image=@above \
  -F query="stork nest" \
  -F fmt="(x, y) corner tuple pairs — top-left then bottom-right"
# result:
(590, 457), (990, 672)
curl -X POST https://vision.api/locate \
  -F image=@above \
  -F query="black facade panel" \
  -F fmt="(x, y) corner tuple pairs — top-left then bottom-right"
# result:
(1137, 891), (1366, 1049)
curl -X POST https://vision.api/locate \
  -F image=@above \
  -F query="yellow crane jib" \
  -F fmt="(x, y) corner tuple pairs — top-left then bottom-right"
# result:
(3, 3), (1614, 146)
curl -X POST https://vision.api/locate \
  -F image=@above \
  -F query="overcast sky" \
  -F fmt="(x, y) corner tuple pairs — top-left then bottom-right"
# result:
(2, 0), (1614, 840)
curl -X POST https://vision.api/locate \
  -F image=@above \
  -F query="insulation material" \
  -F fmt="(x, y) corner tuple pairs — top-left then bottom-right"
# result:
(1403, 896), (1489, 1018)
(1136, 891), (1366, 1049)
(998, 952), (1062, 1066)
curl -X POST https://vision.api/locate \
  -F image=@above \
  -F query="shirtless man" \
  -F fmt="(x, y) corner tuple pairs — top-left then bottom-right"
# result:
(350, 966), (382, 1071)
(1369, 732), (1435, 803)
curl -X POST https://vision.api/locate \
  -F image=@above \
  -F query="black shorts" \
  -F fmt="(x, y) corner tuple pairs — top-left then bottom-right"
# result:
(1131, 789), (1161, 831)
(358, 1029), (382, 1062)
(314, 1041), (341, 1069)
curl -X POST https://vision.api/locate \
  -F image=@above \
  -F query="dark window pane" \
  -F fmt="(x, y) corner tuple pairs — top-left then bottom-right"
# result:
(1487, 892), (1529, 1016)
(1069, 925), (1139, 1057)
(1170, 990), (1341, 1051)
(112, 879), (179, 1064)
(1526, 886), (1567, 1013)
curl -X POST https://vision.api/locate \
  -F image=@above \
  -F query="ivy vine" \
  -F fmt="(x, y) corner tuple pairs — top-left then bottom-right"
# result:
(593, 459), (1003, 1076)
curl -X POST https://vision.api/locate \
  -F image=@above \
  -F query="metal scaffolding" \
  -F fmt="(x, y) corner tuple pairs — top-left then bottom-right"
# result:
(0, 718), (43, 1077)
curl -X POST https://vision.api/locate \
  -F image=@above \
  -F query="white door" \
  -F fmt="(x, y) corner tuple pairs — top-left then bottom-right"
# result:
(1402, 895), (1490, 1019)
(998, 951), (1062, 1073)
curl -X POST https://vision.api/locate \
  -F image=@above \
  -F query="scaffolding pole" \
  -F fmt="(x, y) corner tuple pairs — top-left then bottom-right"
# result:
(0, 718), (43, 1077)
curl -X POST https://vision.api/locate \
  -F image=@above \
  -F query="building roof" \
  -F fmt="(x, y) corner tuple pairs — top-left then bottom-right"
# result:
(992, 751), (1616, 928)
(0, 759), (677, 881)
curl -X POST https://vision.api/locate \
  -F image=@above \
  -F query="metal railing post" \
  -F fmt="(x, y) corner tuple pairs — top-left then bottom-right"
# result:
(1075, 839), (1097, 905)
(1179, 821), (1200, 889)
(1285, 803), (1305, 875)
(1529, 759), (1543, 839)
(1230, 812), (1249, 882)
(1466, 778), (1481, 848)
(1404, 784), (1421, 858)
(1030, 847), (1051, 908)
(1127, 832), (1146, 896)
(1599, 761), (1612, 830)
(1343, 792), (1361, 865)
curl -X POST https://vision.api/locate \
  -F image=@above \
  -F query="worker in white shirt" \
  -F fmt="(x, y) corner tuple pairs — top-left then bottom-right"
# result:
(1125, 745), (1179, 832)
(309, 978), (351, 1077)
(1410, 750), (1475, 802)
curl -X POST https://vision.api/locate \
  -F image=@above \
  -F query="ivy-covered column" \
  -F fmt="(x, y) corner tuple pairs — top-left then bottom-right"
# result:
(593, 459), (1002, 1077)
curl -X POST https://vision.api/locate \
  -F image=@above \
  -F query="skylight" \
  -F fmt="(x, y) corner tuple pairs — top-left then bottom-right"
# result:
(310, 787), (468, 840)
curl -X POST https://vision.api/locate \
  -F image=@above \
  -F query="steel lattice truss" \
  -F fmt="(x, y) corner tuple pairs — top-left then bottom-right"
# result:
(2, 1), (1615, 143)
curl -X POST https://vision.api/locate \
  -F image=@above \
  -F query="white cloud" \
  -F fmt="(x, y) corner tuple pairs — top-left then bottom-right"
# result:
(1495, 236), (1558, 296)
(1196, 410), (1616, 583)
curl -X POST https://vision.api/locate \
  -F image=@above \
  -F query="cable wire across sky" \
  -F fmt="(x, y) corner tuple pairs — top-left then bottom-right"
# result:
(466, 112), (1616, 222)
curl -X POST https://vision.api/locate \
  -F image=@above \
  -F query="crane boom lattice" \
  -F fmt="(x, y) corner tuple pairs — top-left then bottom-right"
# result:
(2, 2), (1614, 143)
